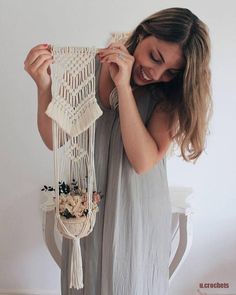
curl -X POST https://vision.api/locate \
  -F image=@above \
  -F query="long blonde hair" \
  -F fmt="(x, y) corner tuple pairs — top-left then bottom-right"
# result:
(124, 7), (213, 162)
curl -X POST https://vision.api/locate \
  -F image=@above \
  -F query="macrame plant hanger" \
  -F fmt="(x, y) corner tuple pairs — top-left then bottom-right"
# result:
(42, 45), (103, 290)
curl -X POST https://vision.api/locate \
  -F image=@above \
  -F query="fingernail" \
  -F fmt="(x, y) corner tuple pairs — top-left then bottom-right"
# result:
(43, 44), (48, 47)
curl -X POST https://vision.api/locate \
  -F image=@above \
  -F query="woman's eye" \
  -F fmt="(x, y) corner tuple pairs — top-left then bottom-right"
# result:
(167, 71), (176, 77)
(150, 53), (162, 64)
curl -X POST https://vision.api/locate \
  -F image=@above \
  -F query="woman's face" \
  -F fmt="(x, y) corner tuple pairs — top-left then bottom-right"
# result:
(131, 36), (185, 86)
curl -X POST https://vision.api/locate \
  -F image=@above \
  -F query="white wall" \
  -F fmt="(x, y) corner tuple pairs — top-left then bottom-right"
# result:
(0, 0), (235, 294)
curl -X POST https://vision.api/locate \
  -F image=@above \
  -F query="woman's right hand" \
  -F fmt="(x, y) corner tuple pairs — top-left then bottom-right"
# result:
(24, 44), (54, 92)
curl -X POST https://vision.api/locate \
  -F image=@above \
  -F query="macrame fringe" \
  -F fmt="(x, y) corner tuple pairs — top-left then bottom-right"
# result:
(46, 96), (102, 137)
(109, 87), (119, 110)
(69, 238), (84, 289)
(108, 31), (131, 44)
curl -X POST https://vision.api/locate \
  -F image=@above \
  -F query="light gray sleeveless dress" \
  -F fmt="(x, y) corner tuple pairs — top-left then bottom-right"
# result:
(61, 56), (172, 295)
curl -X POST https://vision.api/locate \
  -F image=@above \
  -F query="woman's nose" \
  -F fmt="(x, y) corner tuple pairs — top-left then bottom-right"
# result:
(150, 67), (164, 82)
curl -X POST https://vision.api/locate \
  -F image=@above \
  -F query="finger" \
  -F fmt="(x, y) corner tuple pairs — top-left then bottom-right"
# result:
(108, 42), (129, 53)
(100, 55), (124, 66)
(38, 58), (54, 74)
(31, 43), (50, 51)
(24, 44), (52, 65)
(100, 53), (134, 67)
(25, 50), (52, 67)
(102, 53), (135, 69)
(25, 44), (50, 61)
(28, 55), (53, 73)
(99, 47), (128, 55)
(99, 49), (131, 61)
(101, 53), (126, 66)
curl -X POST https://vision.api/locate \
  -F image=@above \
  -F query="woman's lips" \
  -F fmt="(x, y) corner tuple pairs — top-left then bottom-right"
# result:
(137, 66), (152, 83)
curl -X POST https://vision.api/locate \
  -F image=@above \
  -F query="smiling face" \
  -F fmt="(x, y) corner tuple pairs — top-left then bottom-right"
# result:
(131, 36), (185, 86)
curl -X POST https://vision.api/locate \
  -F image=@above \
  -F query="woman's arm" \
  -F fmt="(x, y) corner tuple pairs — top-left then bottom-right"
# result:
(117, 85), (175, 174)
(37, 88), (53, 150)
(98, 42), (176, 174)
(24, 44), (54, 150)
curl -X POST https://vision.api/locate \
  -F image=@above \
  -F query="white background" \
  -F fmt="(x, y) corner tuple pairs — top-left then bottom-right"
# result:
(0, 0), (235, 294)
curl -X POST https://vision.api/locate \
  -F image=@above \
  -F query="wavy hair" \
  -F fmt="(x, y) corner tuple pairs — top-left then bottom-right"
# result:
(124, 7), (213, 162)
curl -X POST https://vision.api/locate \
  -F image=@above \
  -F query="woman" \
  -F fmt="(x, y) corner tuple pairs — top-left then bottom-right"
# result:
(24, 7), (212, 295)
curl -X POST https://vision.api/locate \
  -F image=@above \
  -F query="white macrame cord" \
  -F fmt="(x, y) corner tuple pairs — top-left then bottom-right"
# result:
(45, 45), (103, 290)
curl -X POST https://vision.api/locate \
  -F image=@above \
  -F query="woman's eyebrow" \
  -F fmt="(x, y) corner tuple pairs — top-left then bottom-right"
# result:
(156, 48), (165, 63)
(155, 48), (183, 71)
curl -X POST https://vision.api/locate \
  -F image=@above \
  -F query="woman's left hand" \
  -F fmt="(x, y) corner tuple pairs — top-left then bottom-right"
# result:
(98, 42), (135, 89)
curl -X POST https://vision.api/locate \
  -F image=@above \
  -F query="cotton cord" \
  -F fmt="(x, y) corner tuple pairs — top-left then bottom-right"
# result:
(45, 45), (102, 290)
(70, 238), (84, 289)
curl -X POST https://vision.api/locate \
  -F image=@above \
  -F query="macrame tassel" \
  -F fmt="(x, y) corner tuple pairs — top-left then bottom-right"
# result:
(70, 238), (84, 289)
(108, 31), (131, 44)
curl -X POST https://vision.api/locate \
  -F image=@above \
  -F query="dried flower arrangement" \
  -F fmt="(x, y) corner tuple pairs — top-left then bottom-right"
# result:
(41, 178), (103, 219)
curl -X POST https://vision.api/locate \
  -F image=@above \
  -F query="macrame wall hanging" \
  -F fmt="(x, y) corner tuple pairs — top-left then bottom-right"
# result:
(40, 32), (130, 290)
